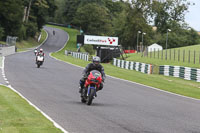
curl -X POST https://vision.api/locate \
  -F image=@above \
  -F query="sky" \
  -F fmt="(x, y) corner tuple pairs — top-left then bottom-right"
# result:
(185, 0), (200, 31)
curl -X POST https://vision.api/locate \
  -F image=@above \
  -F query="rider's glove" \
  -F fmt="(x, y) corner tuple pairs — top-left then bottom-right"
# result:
(83, 74), (88, 79)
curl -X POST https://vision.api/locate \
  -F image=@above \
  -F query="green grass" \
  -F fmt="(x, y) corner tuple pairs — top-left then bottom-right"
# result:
(46, 24), (79, 52)
(0, 85), (62, 133)
(125, 45), (200, 71)
(0, 56), (2, 67)
(0, 30), (47, 52)
(49, 25), (200, 99)
(0, 41), (6, 45)
(16, 30), (47, 52)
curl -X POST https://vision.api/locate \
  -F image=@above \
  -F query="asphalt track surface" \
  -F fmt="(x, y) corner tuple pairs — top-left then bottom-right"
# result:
(4, 27), (200, 133)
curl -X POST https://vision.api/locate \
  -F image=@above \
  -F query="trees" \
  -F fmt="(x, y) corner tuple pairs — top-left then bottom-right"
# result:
(1, 0), (198, 48)
(31, 0), (49, 30)
(53, 0), (66, 23)
(0, 0), (57, 41)
(150, 0), (200, 48)
(0, 0), (24, 39)
(152, 0), (192, 33)
(57, 0), (199, 49)
(0, 25), (4, 40)
(112, 0), (153, 48)
(73, 3), (112, 35)
(63, 0), (82, 24)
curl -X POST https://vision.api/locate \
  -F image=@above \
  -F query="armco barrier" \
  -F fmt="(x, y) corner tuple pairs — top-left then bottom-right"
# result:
(65, 50), (89, 61)
(159, 65), (200, 82)
(113, 58), (153, 74)
(0, 46), (15, 56)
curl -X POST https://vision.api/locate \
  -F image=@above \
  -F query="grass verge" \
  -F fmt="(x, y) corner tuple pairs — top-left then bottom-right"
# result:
(0, 85), (62, 133)
(0, 56), (2, 67)
(49, 25), (200, 99)
(16, 30), (47, 52)
(0, 41), (6, 45)
(125, 44), (200, 70)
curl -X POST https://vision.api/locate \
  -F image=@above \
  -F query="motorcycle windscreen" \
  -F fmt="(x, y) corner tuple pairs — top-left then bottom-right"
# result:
(90, 70), (101, 78)
(37, 56), (44, 61)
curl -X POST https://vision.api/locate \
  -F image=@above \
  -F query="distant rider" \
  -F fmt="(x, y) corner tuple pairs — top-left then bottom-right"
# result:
(34, 48), (38, 55)
(36, 48), (45, 56)
(79, 56), (105, 93)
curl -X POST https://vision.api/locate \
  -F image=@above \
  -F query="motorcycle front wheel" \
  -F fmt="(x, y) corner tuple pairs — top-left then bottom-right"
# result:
(86, 88), (95, 105)
(37, 63), (40, 68)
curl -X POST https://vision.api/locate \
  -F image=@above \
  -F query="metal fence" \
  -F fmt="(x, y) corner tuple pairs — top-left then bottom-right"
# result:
(6, 36), (17, 46)
(65, 50), (89, 61)
(141, 48), (200, 64)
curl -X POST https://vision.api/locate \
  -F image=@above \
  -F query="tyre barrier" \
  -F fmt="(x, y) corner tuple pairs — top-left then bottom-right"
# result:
(113, 58), (153, 74)
(159, 65), (200, 82)
(65, 50), (89, 61)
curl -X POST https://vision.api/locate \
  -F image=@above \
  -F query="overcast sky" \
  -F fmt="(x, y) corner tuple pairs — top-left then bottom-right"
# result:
(185, 0), (200, 31)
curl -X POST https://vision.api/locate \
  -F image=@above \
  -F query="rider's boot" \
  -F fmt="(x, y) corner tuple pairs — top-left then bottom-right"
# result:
(79, 80), (84, 93)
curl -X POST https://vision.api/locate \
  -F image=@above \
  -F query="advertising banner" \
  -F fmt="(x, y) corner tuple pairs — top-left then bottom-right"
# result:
(84, 35), (118, 46)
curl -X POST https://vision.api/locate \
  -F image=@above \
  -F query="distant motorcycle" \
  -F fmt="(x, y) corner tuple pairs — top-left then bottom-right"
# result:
(36, 55), (44, 68)
(34, 49), (38, 55)
(80, 70), (102, 105)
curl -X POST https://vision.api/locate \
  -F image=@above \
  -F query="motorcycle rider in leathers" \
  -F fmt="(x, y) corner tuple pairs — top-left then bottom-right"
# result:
(79, 56), (105, 93)
(36, 48), (45, 64)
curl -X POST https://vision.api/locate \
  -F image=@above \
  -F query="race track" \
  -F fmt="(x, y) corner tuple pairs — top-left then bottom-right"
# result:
(4, 26), (200, 133)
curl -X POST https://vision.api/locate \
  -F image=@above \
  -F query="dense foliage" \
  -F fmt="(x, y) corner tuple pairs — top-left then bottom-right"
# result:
(52, 0), (200, 49)
(0, 0), (57, 41)
(0, 0), (199, 49)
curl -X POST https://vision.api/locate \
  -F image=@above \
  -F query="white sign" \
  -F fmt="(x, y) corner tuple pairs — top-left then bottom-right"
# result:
(84, 35), (118, 46)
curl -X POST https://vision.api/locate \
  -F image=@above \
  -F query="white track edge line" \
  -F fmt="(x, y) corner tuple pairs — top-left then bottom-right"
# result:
(1, 36), (69, 133)
(7, 84), (69, 133)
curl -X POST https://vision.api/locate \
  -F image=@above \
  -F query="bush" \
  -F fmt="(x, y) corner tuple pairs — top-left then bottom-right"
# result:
(82, 45), (95, 55)
(25, 22), (38, 38)
(17, 25), (27, 41)
(0, 25), (4, 40)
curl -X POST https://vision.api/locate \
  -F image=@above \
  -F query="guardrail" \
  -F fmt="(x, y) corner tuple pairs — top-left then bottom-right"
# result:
(0, 46), (16, 56)
(113, 58), (153, 74)
(47, 22), (80, 30)
(65, 50), (89, 61)
(159, 65), (200, 82)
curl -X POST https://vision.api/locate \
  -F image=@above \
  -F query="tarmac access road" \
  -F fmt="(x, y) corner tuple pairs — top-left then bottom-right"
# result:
(4, 26), (200, 133)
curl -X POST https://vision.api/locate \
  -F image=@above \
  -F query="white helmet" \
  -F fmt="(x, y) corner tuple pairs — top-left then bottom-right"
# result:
(93, 56), (100, 65)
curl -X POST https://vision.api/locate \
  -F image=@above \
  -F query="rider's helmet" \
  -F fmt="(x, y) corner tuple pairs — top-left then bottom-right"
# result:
(93, 56), (100, 66)
(40, 48), (43, 52)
